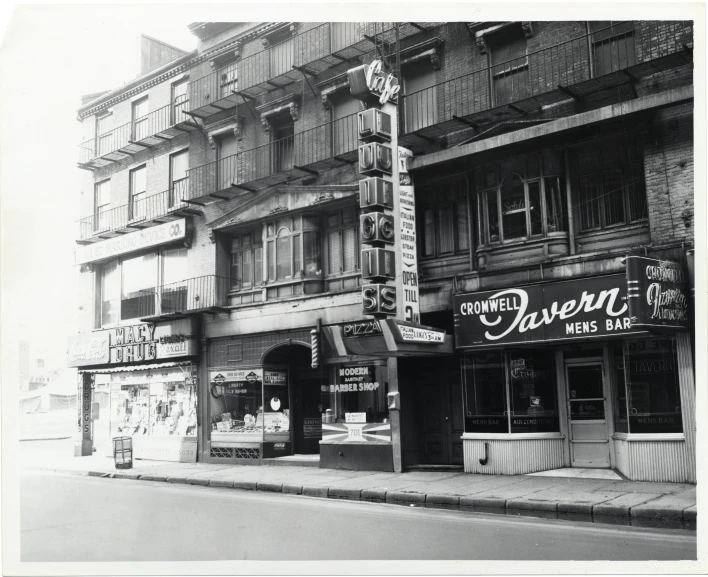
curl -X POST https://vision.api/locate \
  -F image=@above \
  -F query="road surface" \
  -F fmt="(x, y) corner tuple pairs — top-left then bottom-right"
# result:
(21, 471), (696, 562)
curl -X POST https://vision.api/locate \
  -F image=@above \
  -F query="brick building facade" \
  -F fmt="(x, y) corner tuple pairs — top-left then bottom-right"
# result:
(70, 21), (695, 482)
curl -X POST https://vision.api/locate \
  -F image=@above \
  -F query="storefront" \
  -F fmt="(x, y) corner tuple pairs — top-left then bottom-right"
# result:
(67, 318), (200, 463)
(453, 268), (695, 483)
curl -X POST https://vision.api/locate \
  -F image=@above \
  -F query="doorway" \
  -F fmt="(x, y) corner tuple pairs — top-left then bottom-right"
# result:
(292, 370), (322, 454)
(565, 361), (611, 468)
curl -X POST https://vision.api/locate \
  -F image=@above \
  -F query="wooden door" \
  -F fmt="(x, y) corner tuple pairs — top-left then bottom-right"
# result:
(420, 379), (464, 465)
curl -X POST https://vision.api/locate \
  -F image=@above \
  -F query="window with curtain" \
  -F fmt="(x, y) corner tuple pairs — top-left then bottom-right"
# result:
(419, 178), (469, 258)
(575, 137), (647, 232)
(590, 21), (636, 77)
(129, 166), (147, 221)
(487, 24), (529, 106)
(132, 97), (150, 140)
(170, 149), (189, 207)
(121, 253), (158, 320)
(326, 207), (359, 275)
(230, 232), (263, 291)
(100, 260), (120, 327)
(94, 179), (111, 232)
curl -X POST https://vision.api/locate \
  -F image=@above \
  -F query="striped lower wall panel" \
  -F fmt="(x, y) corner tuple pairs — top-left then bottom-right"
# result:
(463, 439), (565, 475)
(620, 440), (694, 483)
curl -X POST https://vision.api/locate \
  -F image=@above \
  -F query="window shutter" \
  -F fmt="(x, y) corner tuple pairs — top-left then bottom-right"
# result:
(342, 227), (357, 272)
(328, 230), (342, 274)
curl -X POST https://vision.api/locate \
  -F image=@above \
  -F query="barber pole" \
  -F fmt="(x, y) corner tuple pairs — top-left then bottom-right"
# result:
(310, 329), (319, 369)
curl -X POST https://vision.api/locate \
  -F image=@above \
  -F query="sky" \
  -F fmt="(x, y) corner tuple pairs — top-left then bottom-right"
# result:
(0, 5), (198, 369)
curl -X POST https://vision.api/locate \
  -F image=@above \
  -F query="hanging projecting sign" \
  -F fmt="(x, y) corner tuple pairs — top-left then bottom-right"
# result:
(74, 219), (187, 265)
(454, 274), (645, 348)
(626, 256), (690, 330)
(397, 147), (420, 324)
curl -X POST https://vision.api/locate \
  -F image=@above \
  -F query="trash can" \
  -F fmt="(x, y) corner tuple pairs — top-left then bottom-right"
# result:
(113, 436), (133, 469)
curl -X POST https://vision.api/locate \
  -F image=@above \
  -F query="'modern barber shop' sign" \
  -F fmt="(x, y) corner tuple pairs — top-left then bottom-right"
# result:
(626, 256), (690, 330)
(454, 274), (644, 348)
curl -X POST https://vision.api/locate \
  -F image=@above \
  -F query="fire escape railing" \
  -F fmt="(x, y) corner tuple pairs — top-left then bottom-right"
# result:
(138, 275), (230, 318)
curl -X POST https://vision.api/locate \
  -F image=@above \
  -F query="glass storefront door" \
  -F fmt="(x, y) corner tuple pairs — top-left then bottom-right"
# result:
(565, 361), (611, 468)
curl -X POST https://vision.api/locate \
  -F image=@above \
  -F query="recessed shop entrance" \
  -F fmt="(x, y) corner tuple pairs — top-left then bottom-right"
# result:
(261, 342), (321, 455)
(565, 359), (611, 468)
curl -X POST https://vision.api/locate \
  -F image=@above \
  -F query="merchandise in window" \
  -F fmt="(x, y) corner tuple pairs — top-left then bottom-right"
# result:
(231, 232), (263, 291)
(419, 178), (469, 258)
(321, 364), (389, 424)
(477, 152), (567, 245)
(209, 370), (264, 439)
(576, 137), (647, 232)
(623, 337), (682, 434)
(121, 253), (157, 320)
(263, 370), (290, 440)
(462, 350), (508, 433)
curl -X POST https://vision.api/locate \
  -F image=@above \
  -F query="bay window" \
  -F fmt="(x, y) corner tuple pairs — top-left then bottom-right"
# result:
(265, 215), (320, 283)
(230, 232), (263, 291)
(326, 207), (358, 275)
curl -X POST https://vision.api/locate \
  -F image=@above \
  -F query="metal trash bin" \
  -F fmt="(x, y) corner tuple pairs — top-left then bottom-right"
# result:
(113, 436), (133, 469)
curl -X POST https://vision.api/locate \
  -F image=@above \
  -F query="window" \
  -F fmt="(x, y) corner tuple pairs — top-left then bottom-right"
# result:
(331, 91), (359, 157)
(132, 97), (150, 140)
(209, 371), (264, 440)
(161, 248), (188, 314)
(487, 24), (529, 106)
(463, 350), (560, 433)
(590, 21), (636, 77)
(576, 138), (646, 232)
(403, 60), (437, 133)
(264, 215), (321, 283)
(326, 207), (359, 275)
(419, 178), (469, 257)
(129, 166), (147, 221)
(100, 260), (120, 327)
(170, 149), (189, 207)
(321, 364), (389, 424)
(271, 117), (294, 173)
(94, 179), (111, 232)
(96, 113), (112, 156)
(171, 79), (189, 124)
(230, 232), (263, 291)
(331, 22), (358, 52)
(217, 133), (239, 192)
(219, 62), (238, 99)
(621, 336), (682, 434)
(268, 29), (294, 78)
(121, 253), (157, 320)
(478, 152), (567, 244)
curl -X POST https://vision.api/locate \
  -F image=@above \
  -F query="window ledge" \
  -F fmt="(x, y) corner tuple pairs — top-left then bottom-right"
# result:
(613, 433), (685, 442)
(461, 432), (565, 441)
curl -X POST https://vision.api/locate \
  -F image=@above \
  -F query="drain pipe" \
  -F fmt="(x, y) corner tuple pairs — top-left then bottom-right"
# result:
(479, 442), (489, 466)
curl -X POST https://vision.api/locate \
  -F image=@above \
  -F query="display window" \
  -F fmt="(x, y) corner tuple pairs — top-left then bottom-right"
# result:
(110, 368), (197, 437)
(209, 369), (264, 440)
(321, 363), (389, 424)
(463, 349), (560, 433)
(619, 336), (682, 434)
(263, 369), (290, 440)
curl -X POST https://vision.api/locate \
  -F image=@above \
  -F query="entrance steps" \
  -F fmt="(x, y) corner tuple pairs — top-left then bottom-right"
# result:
(404, 464), (464, 473)
(262, 454), (320, 467)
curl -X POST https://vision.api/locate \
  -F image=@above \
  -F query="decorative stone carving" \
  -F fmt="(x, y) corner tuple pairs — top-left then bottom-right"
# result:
(475, 34), (488, 54)
(259, 101), (299, 133)
(233, 41), (242, 60)
(224, 217), (243, 226)
(269, 205), (288, 215)
(521, 22), (533, 38)
(321, 94), (332, 110)
(311, 194), (335, 205)
(207, 117), (245, 149)
(430, 50), (441, 71)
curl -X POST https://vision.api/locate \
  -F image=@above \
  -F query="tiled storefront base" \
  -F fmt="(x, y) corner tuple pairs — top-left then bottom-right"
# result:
(463, 436), (565, 475)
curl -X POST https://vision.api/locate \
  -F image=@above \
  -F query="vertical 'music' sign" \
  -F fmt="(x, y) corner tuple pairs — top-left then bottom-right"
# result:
(348, 59), (419, 322)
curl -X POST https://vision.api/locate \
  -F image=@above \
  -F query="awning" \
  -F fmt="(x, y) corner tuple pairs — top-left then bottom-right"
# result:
(322, 319), (454, 361)
(78, 361), (193, 374)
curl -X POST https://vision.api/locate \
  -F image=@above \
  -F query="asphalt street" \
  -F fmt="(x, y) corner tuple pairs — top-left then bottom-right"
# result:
(21, 471), (696, 562)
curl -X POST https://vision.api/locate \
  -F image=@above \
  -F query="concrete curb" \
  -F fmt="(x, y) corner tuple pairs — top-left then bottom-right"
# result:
(20, 436), (73, 442)
(31, 466), (696, 529)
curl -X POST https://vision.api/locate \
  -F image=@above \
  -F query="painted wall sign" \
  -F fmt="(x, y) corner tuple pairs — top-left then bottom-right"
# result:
(454, 274), (643, 348)
(209, 368), (263, 384)
(74, 218), (187, 265)
(396, 324), (445, 344)
(626, 256), (690, 330)
(264, 370), (287, 385)
(67, 319), (197, 368)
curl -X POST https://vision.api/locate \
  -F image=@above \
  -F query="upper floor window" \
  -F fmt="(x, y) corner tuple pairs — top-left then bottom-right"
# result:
(170, 149), (189, 207)
(219, 62), (238, 99)
(330, 22), (358, 53)
(230, 232), (263, 291)
(171, 79), (189, 124)
(265, 215), (320, 282)
(477, 152), (567, 245)
(590, 21), (636, 76)
(419, 178), (470, 257)
(121, 253), (158, 320)
(96, 113), (112, 156)
(94, 179), (111, 232)
(487, 23), (529, 106)
(161, 248), (188, 314)
(268, 28), (294, 78)
(129, 165), (147, 221)
(326, 207), (359, 275)
(217, 132), (239, 192)
(132, 97), (150, 140)
(575, 138), (646, 232)
(100, 260), (120, 327)
(403, 60), (437, 133)
(270, 113), (295, 173)
(330, 91), (359, 157)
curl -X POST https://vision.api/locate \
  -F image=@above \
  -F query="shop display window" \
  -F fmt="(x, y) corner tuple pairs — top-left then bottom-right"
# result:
(462, 350), (508, 433)
(612, 346), (629, 433)
(622, 337), (682, 434)
(263, 370), (290, 440)
(508, 350), (559, 432)
(321, 363), (389, 424)
(111, 371), (197, 437)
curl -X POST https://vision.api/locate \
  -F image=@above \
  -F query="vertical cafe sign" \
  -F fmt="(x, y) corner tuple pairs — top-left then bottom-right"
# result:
(348, 59), (419, 322)
(626, 256), (690, 330)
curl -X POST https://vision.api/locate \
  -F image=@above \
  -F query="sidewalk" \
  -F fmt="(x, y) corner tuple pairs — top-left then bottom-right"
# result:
(22, 441), (696, 530)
